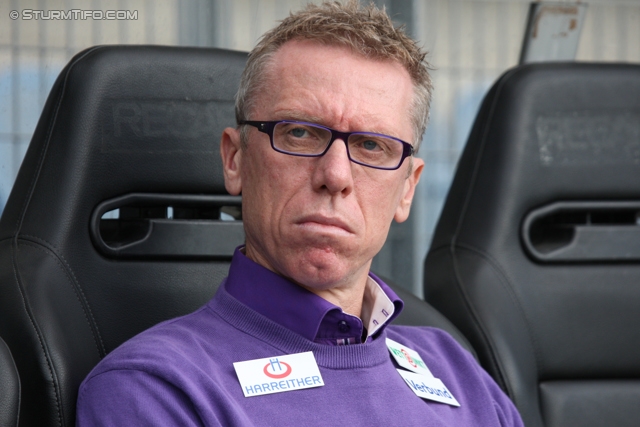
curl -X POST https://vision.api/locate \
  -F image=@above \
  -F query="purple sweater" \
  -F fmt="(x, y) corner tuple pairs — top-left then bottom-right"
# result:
(76, 282), (524, 426)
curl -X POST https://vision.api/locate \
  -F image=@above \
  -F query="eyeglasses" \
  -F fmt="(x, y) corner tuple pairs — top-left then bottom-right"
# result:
(238, 120), (415, 170)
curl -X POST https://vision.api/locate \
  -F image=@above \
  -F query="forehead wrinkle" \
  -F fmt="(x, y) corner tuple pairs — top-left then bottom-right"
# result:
(272, 109), (325, 124)
(272, 75), (396, 133)
(274, 108), (407, 141)
(269, 54), (369, 131)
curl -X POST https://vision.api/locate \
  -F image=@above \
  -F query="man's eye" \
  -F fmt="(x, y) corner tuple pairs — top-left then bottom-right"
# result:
(290, 127), (308, 138)
(362, 140), (381, 151)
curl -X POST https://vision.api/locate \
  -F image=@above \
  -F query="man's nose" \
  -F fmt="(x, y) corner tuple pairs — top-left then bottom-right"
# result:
(311, 138), (354, 195)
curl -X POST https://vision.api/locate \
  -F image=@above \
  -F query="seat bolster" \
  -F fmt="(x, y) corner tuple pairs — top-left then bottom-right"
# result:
(7, 240), (103, 426)
(426, 245), (545, 427)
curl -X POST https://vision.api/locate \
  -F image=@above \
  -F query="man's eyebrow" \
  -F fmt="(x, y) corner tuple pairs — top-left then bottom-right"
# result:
(273, 110), (325, 124)
(273, 110), (397, 136)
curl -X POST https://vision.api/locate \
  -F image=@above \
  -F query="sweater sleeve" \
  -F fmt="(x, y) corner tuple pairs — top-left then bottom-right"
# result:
(76, 369), (210, 427)
(493, 399), (525, 427)
(477, 365), (525, 427)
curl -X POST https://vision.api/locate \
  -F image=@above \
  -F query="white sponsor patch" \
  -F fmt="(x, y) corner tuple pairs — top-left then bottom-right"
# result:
(397, 369), (460, 407)
(233, 351), (324, 397)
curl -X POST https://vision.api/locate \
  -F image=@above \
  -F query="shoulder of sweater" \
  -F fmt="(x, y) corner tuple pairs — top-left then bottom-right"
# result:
(90, 304), (223, 374)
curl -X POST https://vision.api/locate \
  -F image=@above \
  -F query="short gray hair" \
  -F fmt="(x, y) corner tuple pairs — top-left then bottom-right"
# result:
(235, 0), (432, 151)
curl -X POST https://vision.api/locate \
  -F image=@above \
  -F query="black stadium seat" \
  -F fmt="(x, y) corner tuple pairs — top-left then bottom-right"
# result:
(425, 62), (640, 427)
(0, 45), (247, 427)
(0, 45), (474, 427)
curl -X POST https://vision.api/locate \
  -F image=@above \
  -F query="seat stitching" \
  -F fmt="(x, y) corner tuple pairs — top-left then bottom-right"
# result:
(455, 242), (543, 404)
(19, 237), (106, 356)
(430, 244), (511, 386)
(10, 239), (64, 427)
(12, 46), (103, 237)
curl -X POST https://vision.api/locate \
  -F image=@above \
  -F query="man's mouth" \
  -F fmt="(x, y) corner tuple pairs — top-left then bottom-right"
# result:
(295, 214), (353, 235)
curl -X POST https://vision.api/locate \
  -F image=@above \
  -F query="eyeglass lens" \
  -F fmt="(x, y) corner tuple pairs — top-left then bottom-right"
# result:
(273, 122), (405, 168)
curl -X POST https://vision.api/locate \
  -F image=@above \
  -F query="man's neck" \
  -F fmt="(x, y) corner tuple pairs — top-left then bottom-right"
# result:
(242, 244), (372, 318)
(298, 271), (369, 318)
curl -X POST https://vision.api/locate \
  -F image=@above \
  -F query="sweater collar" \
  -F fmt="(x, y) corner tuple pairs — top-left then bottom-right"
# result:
(224, 247), (403, 344)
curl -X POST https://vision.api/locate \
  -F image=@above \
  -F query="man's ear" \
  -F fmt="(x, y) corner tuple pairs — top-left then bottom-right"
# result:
(220, 127), (243, 195)
(394, 157), (424, 223)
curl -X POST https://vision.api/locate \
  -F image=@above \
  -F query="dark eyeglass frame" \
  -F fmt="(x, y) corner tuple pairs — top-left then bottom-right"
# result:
(238, 120), (415, 171)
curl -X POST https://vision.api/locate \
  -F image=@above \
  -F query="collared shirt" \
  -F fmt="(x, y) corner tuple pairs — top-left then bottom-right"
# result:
(225, 247), (403, 345)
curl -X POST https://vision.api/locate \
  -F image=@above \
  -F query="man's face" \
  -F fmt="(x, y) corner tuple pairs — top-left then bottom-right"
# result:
(221, 39), (423, 294)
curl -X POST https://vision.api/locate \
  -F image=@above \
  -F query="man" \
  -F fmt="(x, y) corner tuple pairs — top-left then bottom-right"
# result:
(76, 2), (524, 426)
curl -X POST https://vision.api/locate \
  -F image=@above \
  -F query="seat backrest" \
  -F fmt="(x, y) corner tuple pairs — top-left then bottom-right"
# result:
(0, 45), (247, 427)
(0, 336), (20, 427)
(425, 62), (640, 427)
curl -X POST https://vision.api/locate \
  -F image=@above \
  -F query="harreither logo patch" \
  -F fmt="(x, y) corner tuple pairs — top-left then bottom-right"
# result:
(233, 351), (324, 397)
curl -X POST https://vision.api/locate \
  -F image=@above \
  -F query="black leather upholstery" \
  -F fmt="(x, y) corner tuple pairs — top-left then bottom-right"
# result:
(0, 336), (20, 427)
(0, 45), (475, 427)
(0, 45), (247, 427)
(424, 62), (640, 427)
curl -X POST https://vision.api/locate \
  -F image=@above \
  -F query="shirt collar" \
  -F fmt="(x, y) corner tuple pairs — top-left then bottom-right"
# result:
(224, 246), (403, 344)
